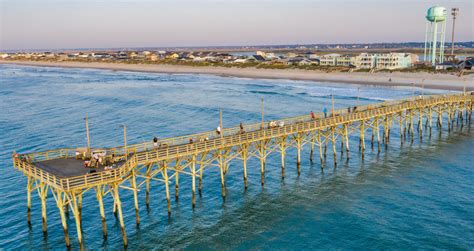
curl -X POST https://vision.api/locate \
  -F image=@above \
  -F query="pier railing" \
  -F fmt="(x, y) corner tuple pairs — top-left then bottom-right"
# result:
(13, 93), (473, 191)
(21, 93), (464, 162)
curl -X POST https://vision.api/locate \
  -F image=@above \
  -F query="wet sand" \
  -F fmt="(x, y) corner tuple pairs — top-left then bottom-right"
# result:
(1, 60), (473, 91)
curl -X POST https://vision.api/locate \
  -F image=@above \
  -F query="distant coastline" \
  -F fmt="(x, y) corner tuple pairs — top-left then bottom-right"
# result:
(1, 60), (473, 91)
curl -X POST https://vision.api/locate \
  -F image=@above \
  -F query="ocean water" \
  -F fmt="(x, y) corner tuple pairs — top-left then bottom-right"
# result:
(0, 64), (473, 250)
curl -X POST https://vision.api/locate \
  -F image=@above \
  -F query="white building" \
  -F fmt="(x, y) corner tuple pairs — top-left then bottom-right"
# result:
(375, 53), (416, 70)
(355, 53), (377, 69)
(319, 53), (341, 66)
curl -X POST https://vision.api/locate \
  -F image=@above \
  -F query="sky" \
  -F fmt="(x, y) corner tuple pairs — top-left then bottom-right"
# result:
(0, 0), (473, 50)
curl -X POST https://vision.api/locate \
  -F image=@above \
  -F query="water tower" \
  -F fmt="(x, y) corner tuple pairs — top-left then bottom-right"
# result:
(423, 6), (447, 65)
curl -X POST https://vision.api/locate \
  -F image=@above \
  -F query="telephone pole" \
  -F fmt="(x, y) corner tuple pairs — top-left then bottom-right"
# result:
(451, 8), (459, 56)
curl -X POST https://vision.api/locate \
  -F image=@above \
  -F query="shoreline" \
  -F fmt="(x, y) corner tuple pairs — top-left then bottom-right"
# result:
(1, 60), (473, 91)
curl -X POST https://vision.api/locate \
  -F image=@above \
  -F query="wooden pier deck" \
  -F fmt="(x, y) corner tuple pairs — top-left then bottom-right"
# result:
(12, 93), (473, 248)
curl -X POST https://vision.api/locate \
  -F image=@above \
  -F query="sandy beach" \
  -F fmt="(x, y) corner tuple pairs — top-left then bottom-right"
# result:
(1, 60), (473, 91)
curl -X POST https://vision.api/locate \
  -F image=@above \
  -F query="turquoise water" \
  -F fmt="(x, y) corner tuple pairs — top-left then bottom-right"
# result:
(0, 64), (473, 250)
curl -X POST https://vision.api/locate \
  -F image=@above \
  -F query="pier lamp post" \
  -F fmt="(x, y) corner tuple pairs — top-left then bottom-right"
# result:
(421, 79), (425, 97)
(331, 94), (335, 117)
(122, 125), (127, 160)
(357, 87), (360, 107)
(219, 109), (223, 139)
(261, 98), (265, 129)
(84, 114), (91, 152)
(463, 77), (466, 95)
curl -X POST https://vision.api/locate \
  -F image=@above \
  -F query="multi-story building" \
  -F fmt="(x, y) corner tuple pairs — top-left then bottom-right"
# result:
(335, 55), (355, 67)
(375, 53), (416, 70)
(319, 53), (341, 66)
(355, 53), (377, 69)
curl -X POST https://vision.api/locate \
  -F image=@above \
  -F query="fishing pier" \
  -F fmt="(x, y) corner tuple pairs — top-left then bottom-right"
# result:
(12, 93), (473, 247)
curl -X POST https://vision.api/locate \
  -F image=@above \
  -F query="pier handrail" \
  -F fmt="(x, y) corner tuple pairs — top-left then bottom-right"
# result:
(20, 93), (463, 163)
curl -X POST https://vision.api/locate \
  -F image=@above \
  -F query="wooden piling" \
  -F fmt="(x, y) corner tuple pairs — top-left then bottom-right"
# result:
(112, 184), (128, 247)
(26, 176), (33, 225)
(241, 146), (248, 189)
(95, 185), (107, 238)
(296, 134), (302, 175)
(191, 155), (196, 208)
(280, 137), (286, 179)
(163, 163), (171, 216)
(259, 142), (267, 185)
(131, 171), (140, 225)
(145, 163), (152, 207)
(175, 164), (179, 201)
(38, 183), (48, 233)
(53, 189), (70, 247)
(70, 192), (83, 246)
(219, 153), (226, 199)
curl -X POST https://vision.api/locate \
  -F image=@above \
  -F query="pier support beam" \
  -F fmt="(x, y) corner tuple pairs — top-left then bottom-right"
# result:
(241, 145), (249, 189)
(163, 162), (171, 216)
(279, 137), (287, 179)
(375, 118), (381, 153)
(145, 163), (152, 208)
(53, 189), (70, 247)
(131, 171), (140, 226)
(344, 124), (350, 159)
(331, 127), (337, 165)
(70, 191), (83, 246)
(219, 157), (226, 199)
(38, 182), (49, 233)
(198, 155), (204, 196)
(399, 113), (404, 145)
(259, 142), (267, 185)
(360, 121), (366, 159)
(175, 163), (180, 201)
(318, 130), (324, 167)
(191, 155), (197, 208)
(296, 134), (302, 175)
(95, 185), (107, 238)
(112, 184), (127, 247)
(26, 176), (33, 225)
(418, 108), (423, 140)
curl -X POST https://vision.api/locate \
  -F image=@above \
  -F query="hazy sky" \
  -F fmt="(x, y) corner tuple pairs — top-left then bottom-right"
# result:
(1, 0), (473, 50)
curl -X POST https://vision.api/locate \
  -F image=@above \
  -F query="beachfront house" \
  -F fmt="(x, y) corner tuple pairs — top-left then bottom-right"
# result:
(355, 53), (377, 69)
(166, 52), (179, 60)
(319, 53), (341, 66)
(67, 53), (79, 59)
(117, 52), (129, 60)
(375, 53), (415, 70)
(336, 55), (355, 67)
(92, 52), (112, 59)
(147, 53), (158, 61)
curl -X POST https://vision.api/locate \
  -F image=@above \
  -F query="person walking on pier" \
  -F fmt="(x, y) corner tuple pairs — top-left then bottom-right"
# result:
(323, 107), (328, 118)
(153, 137), (159, 148)
(310, 111), (315, 120)
(216, 126), (221, 135)
(240, 122), (245, 134)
